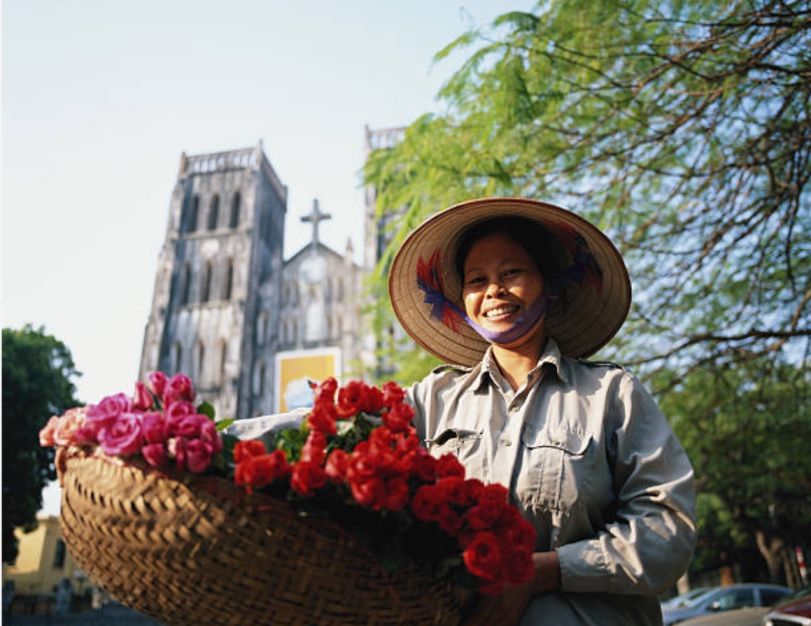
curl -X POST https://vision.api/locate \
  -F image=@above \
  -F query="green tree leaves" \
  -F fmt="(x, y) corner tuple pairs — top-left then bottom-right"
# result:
(2, 326), (80, 563)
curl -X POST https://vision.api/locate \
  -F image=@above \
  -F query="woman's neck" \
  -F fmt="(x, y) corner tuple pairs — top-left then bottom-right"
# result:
(491, 331), (547, 391)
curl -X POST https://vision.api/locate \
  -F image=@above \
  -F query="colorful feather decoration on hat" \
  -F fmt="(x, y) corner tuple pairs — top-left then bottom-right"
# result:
(554, 223), (604, 293)
(416, 250), (464, 332)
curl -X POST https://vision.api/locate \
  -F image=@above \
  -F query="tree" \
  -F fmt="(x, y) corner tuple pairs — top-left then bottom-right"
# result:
(2, 326), (80, 563)
(364, 0), (810, 383)
(659, 360), (811, 582)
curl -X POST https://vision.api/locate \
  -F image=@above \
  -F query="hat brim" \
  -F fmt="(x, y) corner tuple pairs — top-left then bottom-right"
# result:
(388, 197), (631, 366)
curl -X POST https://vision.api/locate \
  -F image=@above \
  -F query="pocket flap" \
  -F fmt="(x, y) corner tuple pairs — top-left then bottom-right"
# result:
(521, 426), (590, 455)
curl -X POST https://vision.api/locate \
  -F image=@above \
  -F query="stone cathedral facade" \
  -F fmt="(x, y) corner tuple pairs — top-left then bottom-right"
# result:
(138, 143), (367, 419)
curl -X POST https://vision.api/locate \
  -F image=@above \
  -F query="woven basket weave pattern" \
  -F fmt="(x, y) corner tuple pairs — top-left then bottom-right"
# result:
(59, 449), (465, 626)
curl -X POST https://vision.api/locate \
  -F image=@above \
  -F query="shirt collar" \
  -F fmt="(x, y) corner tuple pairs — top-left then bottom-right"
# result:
(471, 337), (569, 393)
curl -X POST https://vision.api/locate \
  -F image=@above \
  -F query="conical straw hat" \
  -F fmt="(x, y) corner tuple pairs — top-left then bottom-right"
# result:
(388, 197), (632, 366)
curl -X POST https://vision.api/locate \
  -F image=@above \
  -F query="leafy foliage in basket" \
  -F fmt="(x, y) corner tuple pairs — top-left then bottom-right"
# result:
(40, 372), (535, 594)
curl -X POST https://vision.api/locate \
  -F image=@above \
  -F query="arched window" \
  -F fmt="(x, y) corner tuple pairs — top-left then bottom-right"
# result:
(187, 194), (200, 233)
(337, 279), (344, 302)
(195, 341), (205, 383)
(291, 320), (298, 344)
(223, 259), (234, 300)
(207, 194), (220, 230)
(257, 311), (268, 344)
(181, 264), (192, 305)
(200, 262), (212, 303)
(326, 316), (332, 339)
(230, 192), (241, 228)
(219, 340), (228, 385)
(173, 342), (183, 373)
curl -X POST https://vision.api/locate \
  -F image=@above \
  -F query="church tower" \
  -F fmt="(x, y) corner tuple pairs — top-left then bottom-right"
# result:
(139, 144), (287, 419)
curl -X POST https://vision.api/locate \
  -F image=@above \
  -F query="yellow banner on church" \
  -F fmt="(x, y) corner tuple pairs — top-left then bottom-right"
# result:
(274, 348), (342, 413)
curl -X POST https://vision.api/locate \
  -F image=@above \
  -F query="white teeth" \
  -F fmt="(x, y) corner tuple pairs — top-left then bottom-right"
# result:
(485, 305), (517, 318)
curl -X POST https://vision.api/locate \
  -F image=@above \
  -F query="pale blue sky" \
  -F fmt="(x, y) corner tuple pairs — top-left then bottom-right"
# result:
(2, 0), (534, 513)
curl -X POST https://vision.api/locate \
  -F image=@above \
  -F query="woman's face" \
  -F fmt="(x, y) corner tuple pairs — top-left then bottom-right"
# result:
(461, 233), (545, 342)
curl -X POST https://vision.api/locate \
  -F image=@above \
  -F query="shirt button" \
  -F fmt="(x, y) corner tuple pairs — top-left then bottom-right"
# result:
(509, 405), (519, 413)
(500, 438), (512, 446)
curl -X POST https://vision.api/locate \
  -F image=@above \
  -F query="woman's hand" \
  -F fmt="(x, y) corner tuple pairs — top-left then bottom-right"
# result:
(462, 551), (561, 626)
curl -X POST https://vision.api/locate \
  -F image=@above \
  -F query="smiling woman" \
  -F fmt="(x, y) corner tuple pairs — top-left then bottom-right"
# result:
(388, 197), (697, 626)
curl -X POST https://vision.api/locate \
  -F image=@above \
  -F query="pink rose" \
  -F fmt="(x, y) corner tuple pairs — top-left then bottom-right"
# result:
(74, 421), (102, 445)
(141, 412), (168, 444)
(174, 413), (208, 439)
(133, 382), (154, 411)
(167, 436), (188, 469)
(163, 373), (195, 405)
(198, 419), (223, 454)
(186, 439), (213, 473)
(165, 401), (196, 434)
(148, 371), (168, 399)
(142, 443), (167, 468)
(54, 407), (87, 446)
(86, 393), (132, 428)
(39, 416), (60, 447)
(99, 413), (143, 457)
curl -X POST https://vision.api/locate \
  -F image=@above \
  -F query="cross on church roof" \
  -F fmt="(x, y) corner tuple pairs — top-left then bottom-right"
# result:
(301, 198), (332, 247)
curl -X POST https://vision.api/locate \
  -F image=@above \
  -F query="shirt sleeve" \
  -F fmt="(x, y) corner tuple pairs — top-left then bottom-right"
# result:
(556, 372), (697, 594)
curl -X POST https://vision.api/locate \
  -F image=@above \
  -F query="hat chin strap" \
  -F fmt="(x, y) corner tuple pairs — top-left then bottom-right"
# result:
(464, 295), (547, 345)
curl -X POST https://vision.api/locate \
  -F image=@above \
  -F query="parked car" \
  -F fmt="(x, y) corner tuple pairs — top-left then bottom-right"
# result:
(677, 607), (771, 626)
(662, 583), (793, 625)
(762, 588), (811, 626)
(662, 588), (716, 611)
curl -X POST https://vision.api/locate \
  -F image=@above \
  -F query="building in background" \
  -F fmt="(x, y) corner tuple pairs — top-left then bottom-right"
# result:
(139, 144), (371, 419)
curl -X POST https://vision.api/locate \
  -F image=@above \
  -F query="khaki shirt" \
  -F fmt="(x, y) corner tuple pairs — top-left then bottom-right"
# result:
(408, 339), (696, 626)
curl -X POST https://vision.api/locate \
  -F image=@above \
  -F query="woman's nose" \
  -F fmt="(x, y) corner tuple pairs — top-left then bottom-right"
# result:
(485, 279), (506, 297)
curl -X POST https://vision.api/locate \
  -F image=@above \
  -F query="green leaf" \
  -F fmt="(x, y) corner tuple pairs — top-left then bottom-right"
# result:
(215, 417), (235, 432)
(196, 401), (216, 420)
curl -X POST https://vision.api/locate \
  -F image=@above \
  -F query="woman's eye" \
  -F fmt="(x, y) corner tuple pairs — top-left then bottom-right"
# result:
(466, 276), (485, 286)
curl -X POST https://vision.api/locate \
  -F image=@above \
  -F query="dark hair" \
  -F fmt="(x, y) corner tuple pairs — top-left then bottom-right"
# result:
(454, 216), (569, 311)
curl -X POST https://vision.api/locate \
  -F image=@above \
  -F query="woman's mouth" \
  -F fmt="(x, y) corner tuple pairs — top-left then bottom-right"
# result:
(483, 304), (520, 322)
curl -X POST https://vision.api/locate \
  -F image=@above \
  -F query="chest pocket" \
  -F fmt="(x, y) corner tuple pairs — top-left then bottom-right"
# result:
(426, 428), (485, 480)
(516, 426), (593, 514)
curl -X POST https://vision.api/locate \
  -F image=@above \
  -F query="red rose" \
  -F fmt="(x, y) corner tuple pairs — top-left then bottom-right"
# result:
(503, 515), (537, 553)
(435, 453), (465, 479)
(464, 506), (494, 531)
(382, 402), (414, 432)
(325, 449), (350, 481)
(460, 478), (484, 506)
(235, 450), (291, 493)
(336, 380), (365, 417)
(438, 505), (463, 535)
(360, 385), (384, 414)
(410, 485), (444, 522)
(301, 430), (327, 464)
(315, 378), (338, 404)
(369, 426), (394, 451)
(505, 548), (535, 585)
(234, 439), (267, 462)
(382, 381), (405, 407)
(435, 476), (465, 502)
(381, 477), (409, 511)
(478, 483), (509, 507)
(462, 531), (503, 582)
(411, 450), (437, 482)
(308, 401), (338, 435)
(290, 460), (327, 496)
(350, 476), (385, 508)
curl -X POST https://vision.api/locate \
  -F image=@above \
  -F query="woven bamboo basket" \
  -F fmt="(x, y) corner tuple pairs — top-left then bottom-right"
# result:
(57, 448), (469, 626)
